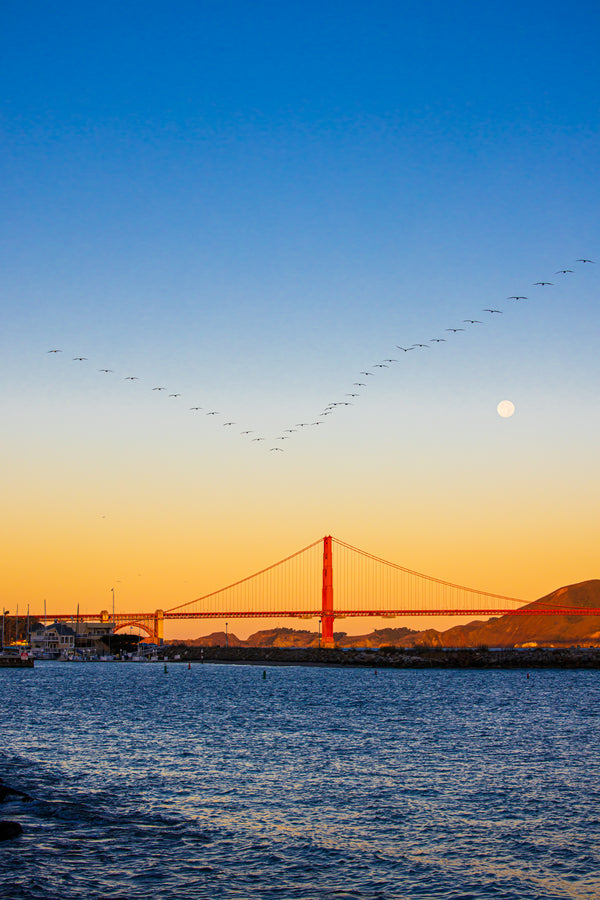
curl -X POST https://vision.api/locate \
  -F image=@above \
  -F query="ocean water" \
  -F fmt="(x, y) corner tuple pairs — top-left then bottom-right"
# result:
(1, 662), (600, 899)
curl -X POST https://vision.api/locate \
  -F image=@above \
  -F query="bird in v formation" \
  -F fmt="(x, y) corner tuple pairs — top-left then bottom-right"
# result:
(46, 256), (594, 450)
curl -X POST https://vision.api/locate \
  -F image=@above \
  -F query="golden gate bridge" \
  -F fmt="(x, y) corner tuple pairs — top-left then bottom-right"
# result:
(33, 536), (600, 645)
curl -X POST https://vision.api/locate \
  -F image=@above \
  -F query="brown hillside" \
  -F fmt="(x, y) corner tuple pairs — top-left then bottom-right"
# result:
(402, 580), (600, 648)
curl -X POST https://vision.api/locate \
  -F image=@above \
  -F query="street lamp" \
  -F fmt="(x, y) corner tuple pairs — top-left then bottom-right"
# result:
(1, 609), (8, 652)
(225, 622), (228, 649)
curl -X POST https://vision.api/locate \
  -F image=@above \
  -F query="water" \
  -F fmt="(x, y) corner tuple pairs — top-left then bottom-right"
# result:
(2, 662), (600, 899)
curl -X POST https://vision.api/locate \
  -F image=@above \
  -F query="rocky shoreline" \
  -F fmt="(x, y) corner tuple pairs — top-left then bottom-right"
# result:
(166, 645), (600, 669)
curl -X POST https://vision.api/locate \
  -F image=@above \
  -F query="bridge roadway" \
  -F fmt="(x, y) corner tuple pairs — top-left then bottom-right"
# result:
(34, 606), (600, 646)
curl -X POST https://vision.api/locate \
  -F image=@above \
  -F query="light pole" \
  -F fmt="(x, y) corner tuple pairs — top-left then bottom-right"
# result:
(225, 622), (228, 649)
(1, 609), (8, 652)
(111, 587), (115, 658)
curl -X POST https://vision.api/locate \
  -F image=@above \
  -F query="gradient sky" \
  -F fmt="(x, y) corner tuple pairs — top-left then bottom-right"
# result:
(2, 0), (599, 639)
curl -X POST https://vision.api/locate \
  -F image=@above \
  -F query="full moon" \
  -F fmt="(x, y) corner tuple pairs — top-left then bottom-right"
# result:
(497, 400), (515, 418)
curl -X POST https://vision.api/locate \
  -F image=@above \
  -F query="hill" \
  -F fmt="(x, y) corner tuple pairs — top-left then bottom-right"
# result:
(401, 579), (600, 648)
(170, 581), (600, 649)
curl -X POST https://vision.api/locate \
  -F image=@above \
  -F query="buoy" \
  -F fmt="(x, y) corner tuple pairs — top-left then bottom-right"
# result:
(188, 662), (191, 670)
(262, 670), (266, 679)
(164, 664), (168, 673)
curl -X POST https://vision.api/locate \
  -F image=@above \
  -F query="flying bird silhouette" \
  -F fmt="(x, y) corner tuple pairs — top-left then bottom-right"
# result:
(124, 376), (139, 381)
(463, 320), (482, 325)
(576, 259), (594, 263)
(445, 328), (464, 333)
(152, 387), (166, 391)
(396, 346), (415, 352)
(72, 357), (87, 361)
(533, 282), (553, 286)
(47, 349), (62, 353)
(169, 393), (181, 398)
(430, 338), (446, 342)
(554, 270), (573, 275)
(507, 296), (528, 300)
(483, 309), (502, 314)
(99, 368), (114, 373)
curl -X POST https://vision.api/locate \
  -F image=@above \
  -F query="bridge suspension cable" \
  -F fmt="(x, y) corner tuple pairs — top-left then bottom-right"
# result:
(331, 537), (526, 616)
(165, 538), (324, 619)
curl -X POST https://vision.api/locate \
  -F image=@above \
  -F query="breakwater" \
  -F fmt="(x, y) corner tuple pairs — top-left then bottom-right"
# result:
(166, 644), (600, 668)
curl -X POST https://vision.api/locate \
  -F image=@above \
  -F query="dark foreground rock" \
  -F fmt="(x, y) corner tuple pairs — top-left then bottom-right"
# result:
(0, 780), (32, 803)
(0, 821), (23, 841)
(164, 645), (600, 669)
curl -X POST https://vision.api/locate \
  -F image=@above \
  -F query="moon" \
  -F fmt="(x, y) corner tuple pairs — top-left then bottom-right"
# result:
(497, 400), (515, 418)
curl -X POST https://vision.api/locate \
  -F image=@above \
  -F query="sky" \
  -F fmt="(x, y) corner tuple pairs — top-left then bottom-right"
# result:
(1, 0), (599, 639)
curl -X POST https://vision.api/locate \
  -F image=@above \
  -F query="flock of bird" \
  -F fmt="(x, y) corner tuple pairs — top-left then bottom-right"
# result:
(47, 258), (594, 452)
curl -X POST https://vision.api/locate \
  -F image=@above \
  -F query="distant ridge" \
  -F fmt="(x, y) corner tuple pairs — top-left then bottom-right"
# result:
(170, 581), (600, 650)
(399, 579), (600, 648)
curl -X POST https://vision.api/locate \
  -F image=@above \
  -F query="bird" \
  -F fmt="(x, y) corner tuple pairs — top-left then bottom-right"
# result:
(576, 258), (594, 263)
(396, 346), (414, 352)
(206, 411), (219, 415)
(169, 393), (181, 398)
(507, 296), (528, 300)
(241, 430), (253, 434)
(252, 437), (265, 441)
(190, 407), (202, 410)
(283, 429), (297, 433)
(445, 328), (464, 333)
(275, 436), (289, 440)
(373, 363), (389, 368)
(554, 270), (573, 275)
(346, 393), (359, 397)
(353, 382), (366, 387)
(463, 320), (482, 325)
(72, 357), (87, 361)
(152, 387), (166, 391)
(383, 358), (398, 363)
(99, 368), (114, 373)
(124, 376), (139, 381)
(430, 338), (446, 342)
(47, 349), (62, 353)
(412, 344), (429, 349)
(223, 422), (235, 426)
(360, 371), (375, 376)
(483, 309), (502, 314)
(311, 420), (324, 425)
(269, 447), (284, 452)
(533, 282), (553, 286)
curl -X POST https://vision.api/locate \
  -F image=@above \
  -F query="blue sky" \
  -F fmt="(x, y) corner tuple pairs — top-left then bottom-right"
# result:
(1, 0), (599, 633)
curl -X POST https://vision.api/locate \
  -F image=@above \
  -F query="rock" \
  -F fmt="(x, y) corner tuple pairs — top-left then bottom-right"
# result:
(0, 821), (23, 841)
(0, 780), (32, 803)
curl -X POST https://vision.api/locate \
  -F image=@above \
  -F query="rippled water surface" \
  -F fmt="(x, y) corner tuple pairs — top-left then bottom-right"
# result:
(2, 662), (600, 899)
